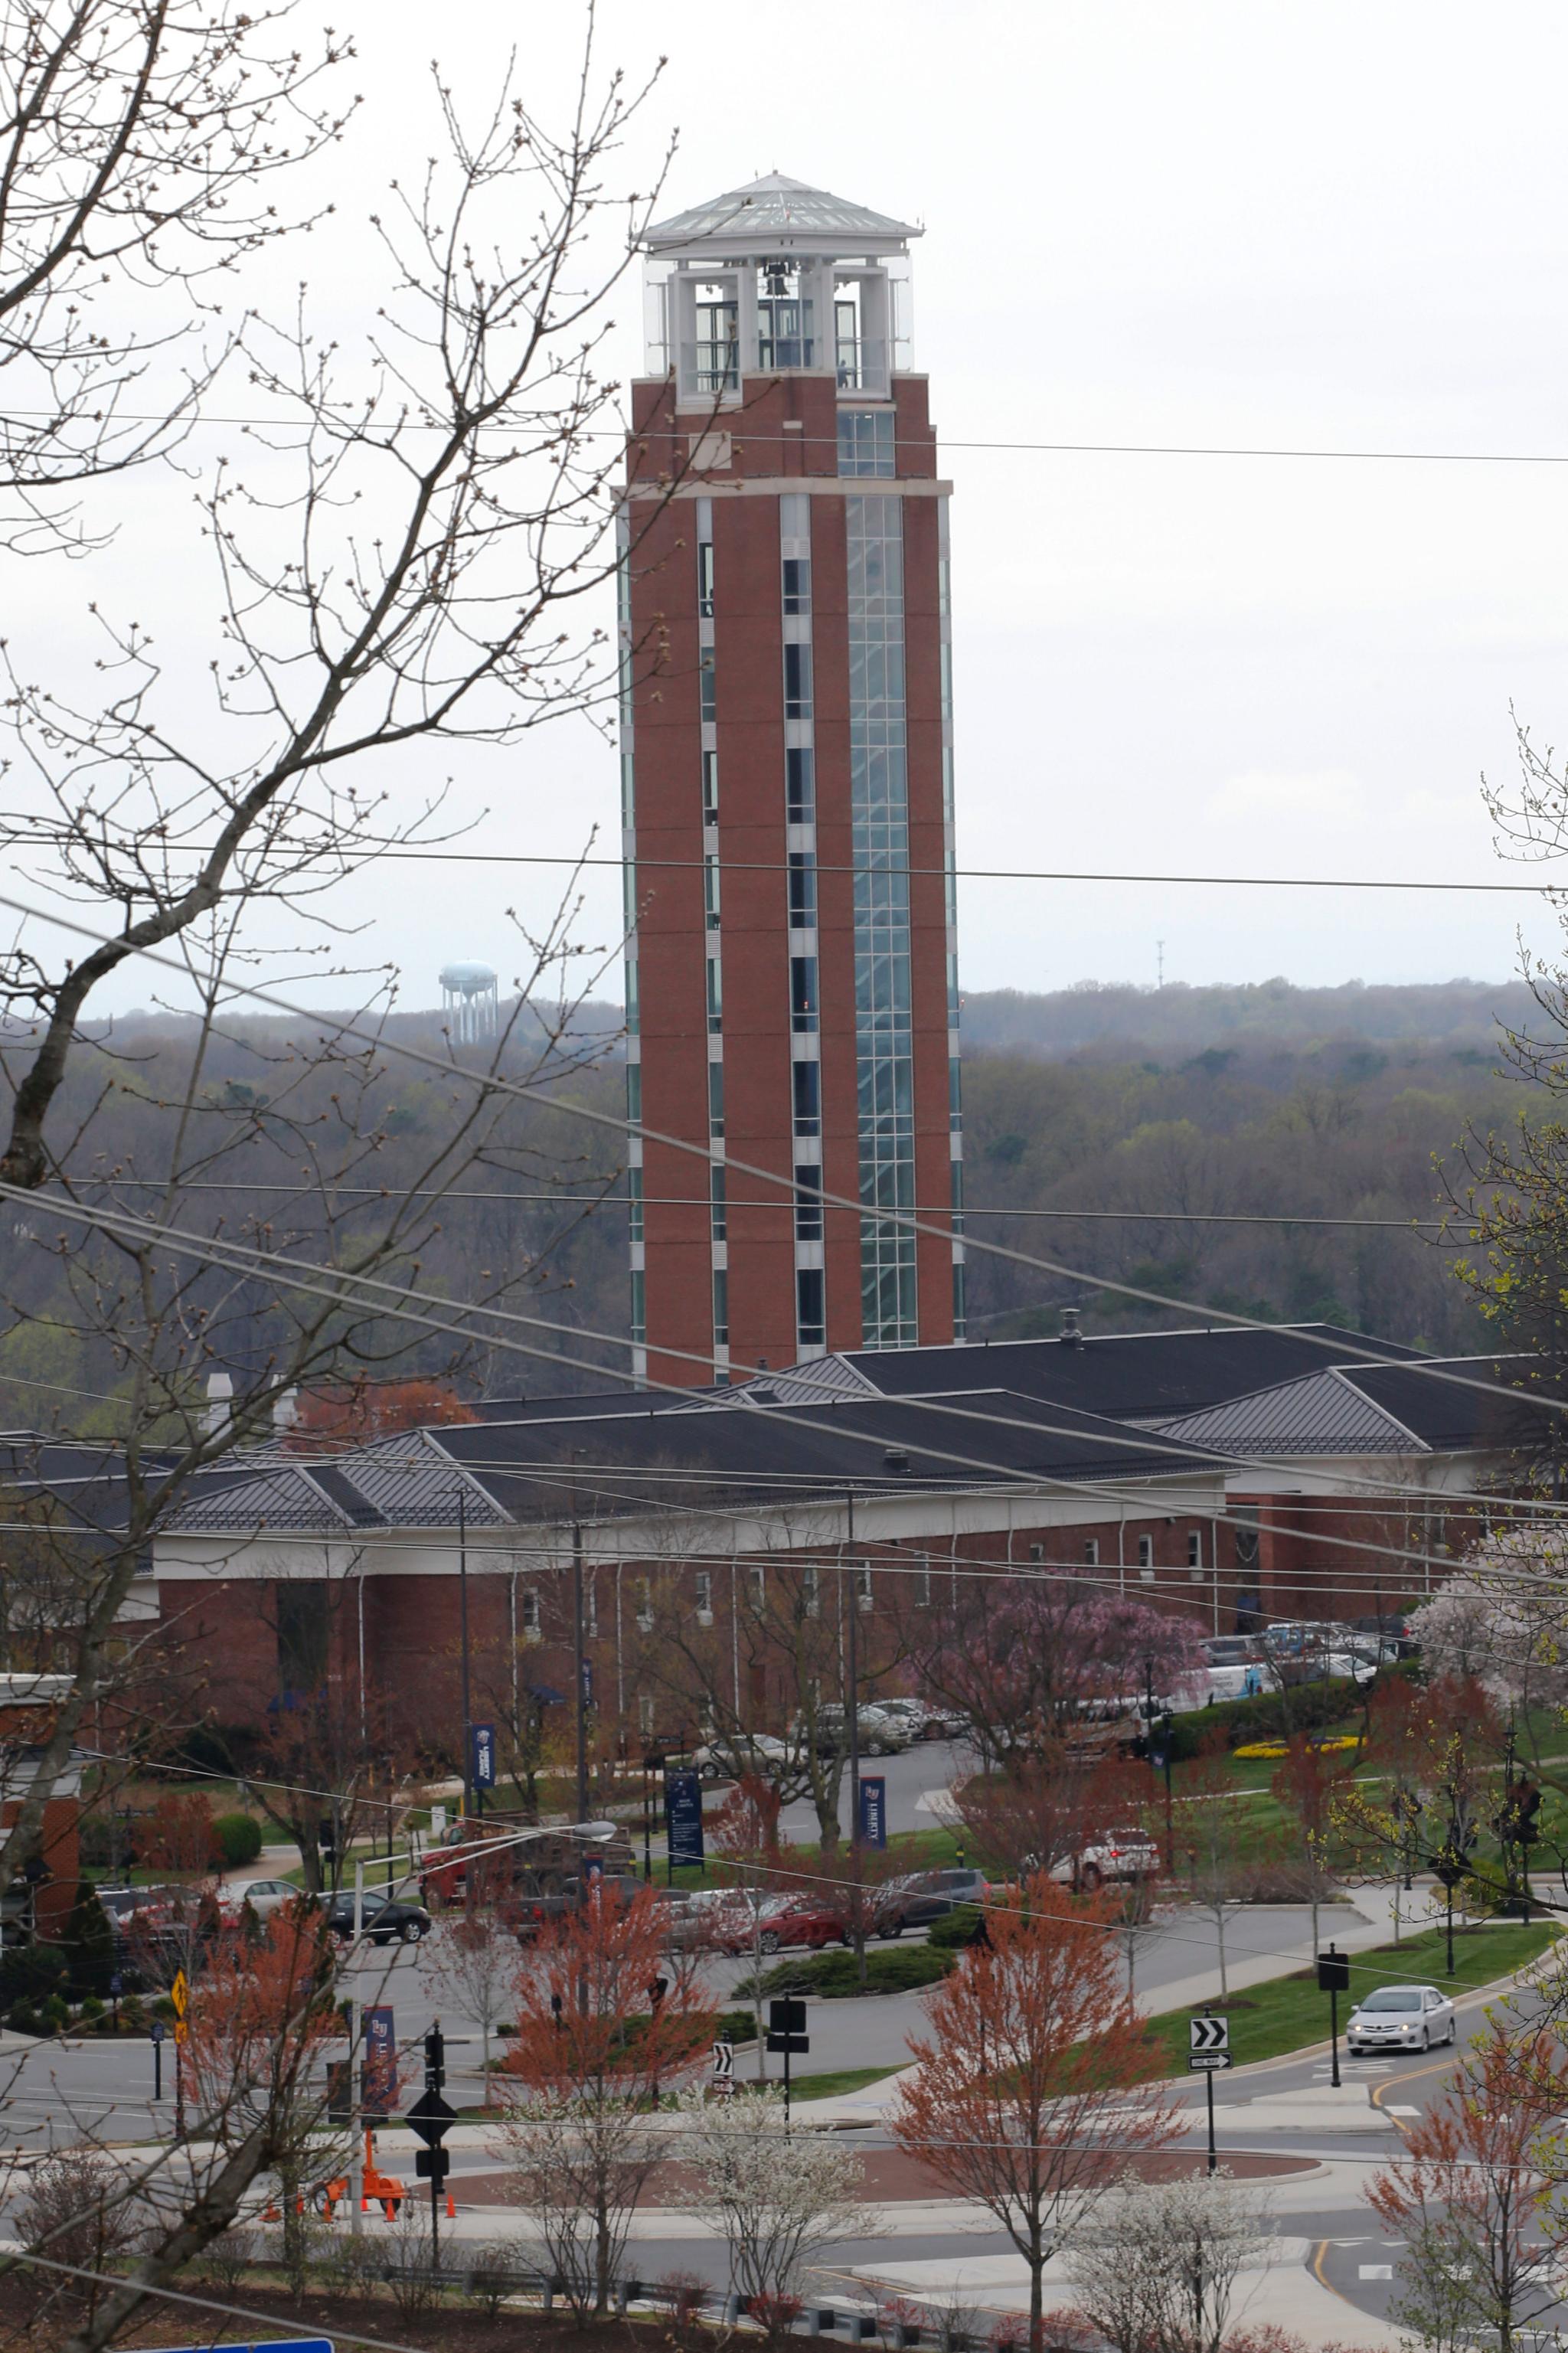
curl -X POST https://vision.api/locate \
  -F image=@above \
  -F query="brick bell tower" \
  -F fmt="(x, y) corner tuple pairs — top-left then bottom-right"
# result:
(619, 174), (965, 1387)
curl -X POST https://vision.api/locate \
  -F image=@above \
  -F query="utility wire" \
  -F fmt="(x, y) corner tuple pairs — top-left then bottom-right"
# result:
(5, 828), (1561, 895)
(0, 881), (1547, 1431)
(49, 1173), (1462, 1232)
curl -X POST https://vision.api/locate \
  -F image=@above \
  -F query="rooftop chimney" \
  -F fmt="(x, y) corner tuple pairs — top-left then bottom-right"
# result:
(203, 1369), (234, 1433)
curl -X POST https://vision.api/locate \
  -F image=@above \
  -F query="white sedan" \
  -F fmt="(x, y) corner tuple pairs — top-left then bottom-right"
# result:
(691, 1734), (791, 1781)
(1347, 1983), (1456, 2054)
(220, 1876), (300, 1921)
(1046, 1828), (1161, 1891)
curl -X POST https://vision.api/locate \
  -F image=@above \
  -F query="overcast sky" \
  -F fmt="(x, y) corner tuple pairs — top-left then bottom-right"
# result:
(18, 0), (1568, 1015)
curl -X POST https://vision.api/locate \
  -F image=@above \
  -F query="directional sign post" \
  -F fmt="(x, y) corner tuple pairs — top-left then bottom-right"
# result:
(1188, 2012), (1231, 2175)
(766, 1996), (809, 2119)
(409, 2026), (457, 2262)
(168, 1969), (189, 2142)
(1317, 1944), (1351, 2088)
(711, 2039), (734, 2092)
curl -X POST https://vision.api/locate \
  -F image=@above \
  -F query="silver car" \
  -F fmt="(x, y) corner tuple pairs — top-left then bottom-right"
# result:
(1347, 1983), (1456, 2054)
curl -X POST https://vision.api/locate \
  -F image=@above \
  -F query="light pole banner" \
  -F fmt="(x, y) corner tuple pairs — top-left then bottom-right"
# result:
(859, 1775), (887, 1849)
(665, 1768), (705, 1868)
(469, 1722), (496, 1789)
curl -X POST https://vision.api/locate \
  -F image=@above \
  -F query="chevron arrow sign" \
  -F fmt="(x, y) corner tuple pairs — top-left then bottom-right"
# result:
(1190, 2015), (1230, 2054)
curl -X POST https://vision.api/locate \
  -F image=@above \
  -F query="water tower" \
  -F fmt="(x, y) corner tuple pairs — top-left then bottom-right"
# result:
(439, 960), (499, 1045)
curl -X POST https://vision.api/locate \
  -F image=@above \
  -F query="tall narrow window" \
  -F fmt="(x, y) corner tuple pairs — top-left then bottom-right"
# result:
(792, 1060), (820, 1137)
(710, 1163), (727, 1240)
(782, 555), (811, 614)
(520, 1587), (541, 1637)
(694, 1568), (714, 1620)
(712, 1267), (729, 1345)
(629, 1267), (645, 1345)
(854, 1561), (874, 1612)
(626, 958), (639, 1037)
(699, 645), (717, 724)
(627, 1163), (643, 1244)
(782, 641), (812, 720)
(802, 1564), (820, 1618)
(787, 851), (817, 928)
(626, 1064), (642, 1127)
(1137, 1535), (1155, 1576)
(838, 409), (897, 476)
(704, 853), (721, 929)
(707, 956), (723, 1033)
(697, 539), (715, 618)
(708, 1060), (724, 1138)
(786, 747), (815, 824)
(790, 956), (818, 1033)
(1085, 1538), (1100, 1567)
(702, 749), (720, 821)
(793, 1165), (823, 1240)
(795, 1266), (825, 1345)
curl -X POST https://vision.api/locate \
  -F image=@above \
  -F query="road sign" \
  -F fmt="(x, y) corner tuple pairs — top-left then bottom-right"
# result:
(169, 1969), (188, 2021)
(712, 2040), (734, 2080)
(665, 1768), (704, 1869)
(859, 1775), (887, 1850)
(1187, 2052), (1233, 2072)
(149, 2019), (165, 2045)
(406, 2087), (457, 2145)
(1190, 2015), (1230, 2054)
(1317, 1947), (1351, 1993)
(769, 1997), (807, 2035)
(413, 2148), (451, 2182)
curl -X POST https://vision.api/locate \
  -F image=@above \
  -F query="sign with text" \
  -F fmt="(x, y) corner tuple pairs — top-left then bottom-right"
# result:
(858, 1775), (887, 1850)
(665, 1768), (704, 1870)
(363, 2005), (396, 2119)
(1317, 1946), (1351, 1993)
(1188, 2014), (1232, 2072)
(469, 1721), (496, 1790)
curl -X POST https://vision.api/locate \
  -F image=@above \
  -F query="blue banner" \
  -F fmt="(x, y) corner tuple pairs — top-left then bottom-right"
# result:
(469, 1721), (496, 1789)
(859, 1775), (887, 1850)
(363, 2005), (396, 2115)
(665, 1768), (705, 1868)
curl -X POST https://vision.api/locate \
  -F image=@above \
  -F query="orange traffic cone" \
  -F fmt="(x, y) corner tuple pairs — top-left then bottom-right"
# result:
(446, 2191), (456, 2220)
(263, 2204), (279, 2221)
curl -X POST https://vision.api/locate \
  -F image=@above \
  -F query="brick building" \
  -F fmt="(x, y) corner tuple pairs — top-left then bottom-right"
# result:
(147, 1324), (1524, 1759)
(620, 174), (964, 1385)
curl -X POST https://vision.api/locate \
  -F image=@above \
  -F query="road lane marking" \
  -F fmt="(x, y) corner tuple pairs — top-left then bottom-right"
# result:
(1358, 2266), (1393, 2280)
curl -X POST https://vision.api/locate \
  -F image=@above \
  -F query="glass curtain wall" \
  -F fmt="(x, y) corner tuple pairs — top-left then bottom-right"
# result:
(847, 492), (917, 1347)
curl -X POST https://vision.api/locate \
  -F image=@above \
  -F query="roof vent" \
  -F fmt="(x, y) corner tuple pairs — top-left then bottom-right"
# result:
(884, 1447), (911, 1475)
(1060, 1306), (1084, 1348)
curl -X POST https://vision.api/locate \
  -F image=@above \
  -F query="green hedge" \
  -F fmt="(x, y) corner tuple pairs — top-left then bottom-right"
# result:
(0, 1943), (69, 2008)
(213, 1812), (263, 1868)
(1170, 1675), (1386, 1760)
(926, 1903), (986, 1953)
(751, 1943), (949, 2000)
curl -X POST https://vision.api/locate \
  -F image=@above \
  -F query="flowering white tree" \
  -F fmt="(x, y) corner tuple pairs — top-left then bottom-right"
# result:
(1063, 2165), (1273, 2353)
(678, 2087), (869, 2315)
(1407, 1529), (1568, 1735)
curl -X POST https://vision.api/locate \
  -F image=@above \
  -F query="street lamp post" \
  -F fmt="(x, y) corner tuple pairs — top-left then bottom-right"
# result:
(457, 1486), (473, 1822)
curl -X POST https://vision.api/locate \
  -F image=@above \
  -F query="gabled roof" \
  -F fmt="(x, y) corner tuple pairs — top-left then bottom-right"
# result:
(644, 172), (919, 257)
(1152, 1368), (1427, 1458)
(807, 1323), (1422, 1423)
(1150, 1352), (1556, 1462)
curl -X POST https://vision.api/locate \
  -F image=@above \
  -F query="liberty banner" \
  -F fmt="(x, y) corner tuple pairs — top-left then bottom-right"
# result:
(858, 1775), (887, 1848)
(363, 2005), (397, 2119)
(665, 1768), (705, 1870)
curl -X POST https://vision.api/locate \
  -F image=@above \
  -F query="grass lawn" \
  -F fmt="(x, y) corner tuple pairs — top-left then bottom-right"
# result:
(789, 2063), (902, 2102)
(1131, 1919), (1560, 2081)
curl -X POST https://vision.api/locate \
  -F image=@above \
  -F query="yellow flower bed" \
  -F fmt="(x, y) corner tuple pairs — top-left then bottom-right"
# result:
(1233, 1734), (1363, 1761)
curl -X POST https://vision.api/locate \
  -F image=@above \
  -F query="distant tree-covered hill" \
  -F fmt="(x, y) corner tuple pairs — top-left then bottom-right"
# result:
(959, 976), (1534, 1060)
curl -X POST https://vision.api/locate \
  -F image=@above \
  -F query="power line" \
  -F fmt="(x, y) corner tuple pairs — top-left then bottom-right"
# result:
(7, 828), (1560, 895)
(14, 399), (1568, 469)
(0, 881), (1549, 1431)
(57, 1175), (1459, 1234)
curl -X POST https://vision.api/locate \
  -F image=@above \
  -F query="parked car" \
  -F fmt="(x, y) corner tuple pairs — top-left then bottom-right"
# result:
(874, 1697), (965, 1743)
(219, 1876), (301, 1923)
(324, 1889), (432, 1946)
(799, 1704), (912, 1757)
(666, 1887), (848, 1956)
(1354, 1613), (1421, 1660)
(1044, 1828), (1160, 1893)
(874, 1867), (992, 1936)
(1347, 1983), (1455, 2054)
(691, 1733), (791, 1782)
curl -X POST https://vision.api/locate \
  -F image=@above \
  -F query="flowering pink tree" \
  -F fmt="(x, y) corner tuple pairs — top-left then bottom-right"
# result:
(907, 1584), (1204, 1764)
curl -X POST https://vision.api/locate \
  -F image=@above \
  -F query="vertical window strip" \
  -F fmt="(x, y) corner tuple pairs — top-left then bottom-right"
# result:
(847, 492), (917, 1348)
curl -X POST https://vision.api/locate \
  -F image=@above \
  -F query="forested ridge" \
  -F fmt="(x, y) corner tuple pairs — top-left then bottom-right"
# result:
(0, 976), (1540, 1429)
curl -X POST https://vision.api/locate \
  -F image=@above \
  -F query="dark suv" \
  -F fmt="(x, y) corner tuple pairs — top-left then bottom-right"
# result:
(324, 1889), (432, 1946)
